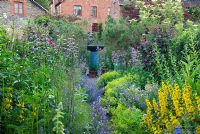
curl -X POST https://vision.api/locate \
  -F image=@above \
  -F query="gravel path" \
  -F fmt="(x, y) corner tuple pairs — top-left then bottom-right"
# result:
(81, 75), (110, 134)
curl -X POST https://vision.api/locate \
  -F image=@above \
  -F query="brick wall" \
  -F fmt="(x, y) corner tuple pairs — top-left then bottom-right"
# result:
(0, 0), (46, 26)
(0, 1), (11, 18)
(60, 0), (120, 31)
(26, 0), (46, 18)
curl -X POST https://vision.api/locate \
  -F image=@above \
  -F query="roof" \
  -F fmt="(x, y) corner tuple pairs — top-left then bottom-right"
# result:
(54, 0), (64, 7)
(30, 0), (49, 12)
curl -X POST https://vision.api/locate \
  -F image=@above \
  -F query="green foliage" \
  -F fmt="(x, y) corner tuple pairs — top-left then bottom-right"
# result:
(103, 17), (144, 50)
(68, 89), (92, 134)
(53, 102), (65, 134)
(188, 7), (200, 23)
(124, 67), (150, 89)
(96, 71), (121, 88)
(97, 23), (103, 41)
(98, 71), (147, 133)
(181, 54), (200, 95)
(0, 17), (92, 134)
(99, 0), (200, 133)
(101, 74), (133, 110)
(171, 24), (200, 62)
(0, 25), (9, 46)
(111, 103), (144, 134)
(136, 0), (184, 29)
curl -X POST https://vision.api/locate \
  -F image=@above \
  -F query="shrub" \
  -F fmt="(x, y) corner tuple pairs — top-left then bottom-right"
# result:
(101, 75), (133, 111)
(124, 67), (150, 89)
(110, 103), (144, 134)
(96, 71), (121, 88)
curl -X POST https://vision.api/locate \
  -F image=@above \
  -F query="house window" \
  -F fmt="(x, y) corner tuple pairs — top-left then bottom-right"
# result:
(14, 2), (23, 15)
(91, 6), (97, 17)
(73, 5), (82, 16)
(92, 23), (98, 32)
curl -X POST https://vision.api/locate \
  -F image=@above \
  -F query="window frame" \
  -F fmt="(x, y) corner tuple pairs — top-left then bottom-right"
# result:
(92, 23), (98, 32)
(14, 1), (24, 16)
(91, 6), (97, 18)
(73, 5), (82, 16)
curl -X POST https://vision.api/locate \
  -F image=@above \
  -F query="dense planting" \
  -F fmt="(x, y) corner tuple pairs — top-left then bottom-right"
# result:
(0, 16), (92, 134)
(0, 0), (200, 134)
(97, 0), (200, 133)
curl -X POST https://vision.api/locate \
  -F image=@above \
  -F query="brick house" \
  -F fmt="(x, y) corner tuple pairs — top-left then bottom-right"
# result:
(0, 0), (47, 25)
(50, 0), (200, 32)
(50, 0), (153, 32)
(50, 0), (124, 32)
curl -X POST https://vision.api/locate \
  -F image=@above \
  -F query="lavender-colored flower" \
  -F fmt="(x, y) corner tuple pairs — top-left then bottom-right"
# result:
(143, 57), (148, 62)
(147, 50), (154, 55)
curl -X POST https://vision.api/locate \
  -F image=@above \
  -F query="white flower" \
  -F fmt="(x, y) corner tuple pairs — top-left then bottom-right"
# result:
(3, 13), (7, 19)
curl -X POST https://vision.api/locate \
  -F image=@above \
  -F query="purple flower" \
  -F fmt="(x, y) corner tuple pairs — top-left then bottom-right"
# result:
(143, 57), (148, 62)
(147, 51), (154, 55)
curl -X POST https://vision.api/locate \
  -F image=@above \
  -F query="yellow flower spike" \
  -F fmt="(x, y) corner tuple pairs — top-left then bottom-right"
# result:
(153, 98), (158, 112)
(171, 84), (183, 116)
(182, 84), (194, 113)
(167, 81), (172, 91)
(145, 99), (153, 131)
(158, 88), (168, 117)
(145, 82), (199, 133)
(161, 82), (166, 90)
(169, 113), (180, 130)
(165, 119), (172, 132)
(146, 99), (152, 109)
(196, 126), (200, 134)
(196, 97), (200, 113)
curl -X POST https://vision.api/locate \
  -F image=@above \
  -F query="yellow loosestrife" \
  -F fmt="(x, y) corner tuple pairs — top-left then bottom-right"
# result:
(171, 84), (183, 116)
(145, 99), (153, 131)
(144, 82), (199, 133)
(153, 98), (158, 112)
(196, 96), (200, 113)
(169, 113), (180, 128)
(158, 82), (168, 117)
(196, 126), (200, 134)
(182, 84), (194, 113)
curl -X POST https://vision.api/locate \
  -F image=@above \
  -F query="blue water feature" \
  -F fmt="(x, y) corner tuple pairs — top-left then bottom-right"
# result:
(89, 51), (99, 70)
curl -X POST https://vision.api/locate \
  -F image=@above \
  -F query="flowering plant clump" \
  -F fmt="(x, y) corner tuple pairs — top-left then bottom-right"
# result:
(144, 82), (200, 133)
